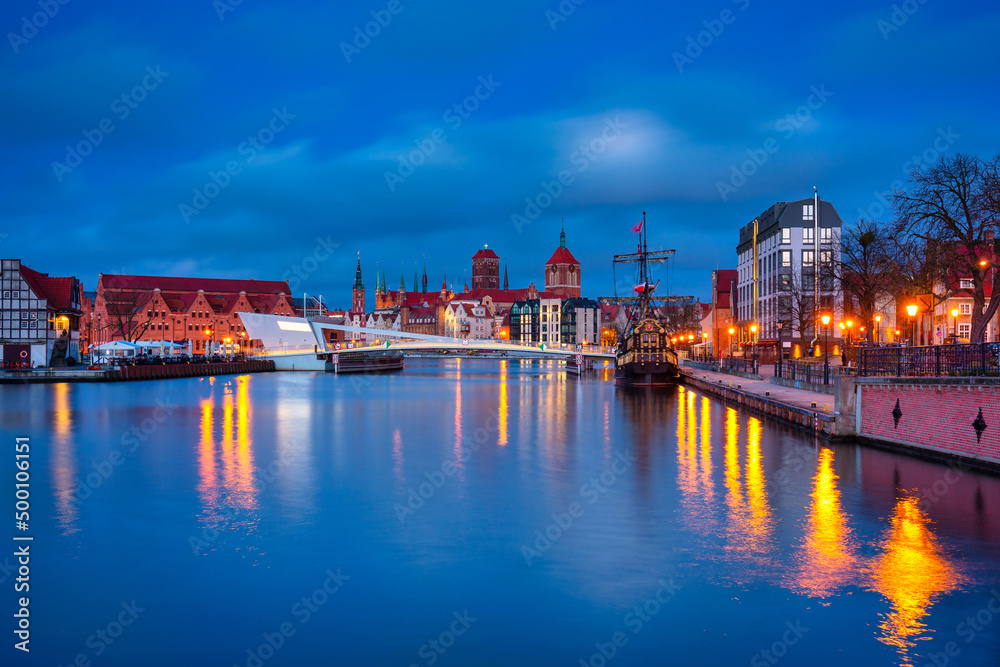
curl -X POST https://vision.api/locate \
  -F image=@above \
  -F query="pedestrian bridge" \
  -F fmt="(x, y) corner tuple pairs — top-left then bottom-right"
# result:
(238, 313), (615, 371)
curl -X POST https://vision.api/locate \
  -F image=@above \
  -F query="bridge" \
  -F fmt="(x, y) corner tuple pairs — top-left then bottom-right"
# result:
(238, 313), (615, 371)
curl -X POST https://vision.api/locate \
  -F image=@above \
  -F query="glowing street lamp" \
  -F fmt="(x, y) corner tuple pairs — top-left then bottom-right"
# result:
(874, 313), (881, 344)
(950, 307), (959, 342)
(906, 303), (918, 346)
(820, 313), (832, 382)
(749, 323), (758, 369)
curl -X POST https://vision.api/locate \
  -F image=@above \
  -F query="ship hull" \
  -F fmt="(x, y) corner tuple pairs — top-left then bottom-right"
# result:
(614, 360), (678, 386)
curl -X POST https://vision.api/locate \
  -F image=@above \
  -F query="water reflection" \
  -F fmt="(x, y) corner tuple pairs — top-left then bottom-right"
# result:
(197, 377), (259, 540)
(719, 409), (774, 572)
(787, 447), (859, 598)
(867, 496), (962, 666)
(498, 361), (508, 446)
(50, 383), (78, 535)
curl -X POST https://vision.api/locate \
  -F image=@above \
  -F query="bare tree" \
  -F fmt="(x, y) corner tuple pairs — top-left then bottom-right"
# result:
(891, 153), (1000, 342)
(777, 262), (816, 345)
(100, 286), (155, 342)
(836, 219), (900, 343)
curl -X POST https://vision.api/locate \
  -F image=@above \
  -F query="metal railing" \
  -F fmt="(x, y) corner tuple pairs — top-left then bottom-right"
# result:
(858, 342), (1000, 377)
(774, 359), (850, 385)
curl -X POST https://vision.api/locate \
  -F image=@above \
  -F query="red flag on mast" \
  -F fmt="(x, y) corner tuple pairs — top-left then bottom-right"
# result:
(631, 220), (644, 235)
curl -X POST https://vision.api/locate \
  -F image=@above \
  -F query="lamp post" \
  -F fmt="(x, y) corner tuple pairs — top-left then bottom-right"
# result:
(950, 307), (959, 343)
(906, 303), (918, 346)
(204, 327), (214, 357)
(750, 323), (758, 373)
(776, 320), (785, 377)
(728, 327), (735, 366)
(874, 314), (881, 345)
(821, 313), (831, 383)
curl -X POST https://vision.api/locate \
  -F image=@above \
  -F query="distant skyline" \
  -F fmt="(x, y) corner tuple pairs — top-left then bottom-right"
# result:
(2, 0), (998, 308)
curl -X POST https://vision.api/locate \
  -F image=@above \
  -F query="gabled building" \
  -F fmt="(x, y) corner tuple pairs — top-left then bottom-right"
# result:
(90, 273), (295, 353)
(544, 224), (582, 298)
(1, 259), (83, 367)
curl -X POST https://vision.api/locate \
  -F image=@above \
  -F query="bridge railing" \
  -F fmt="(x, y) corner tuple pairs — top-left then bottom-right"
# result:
(258, 339), (616, 356)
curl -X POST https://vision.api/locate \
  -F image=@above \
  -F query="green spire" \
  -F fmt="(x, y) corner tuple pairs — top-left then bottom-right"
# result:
(422, 261), (428, 293)
(382, 269), (387, 293)
(560, 219), (566, 248)
(400, 269), (406, 292)
(353, 252), (364, 290)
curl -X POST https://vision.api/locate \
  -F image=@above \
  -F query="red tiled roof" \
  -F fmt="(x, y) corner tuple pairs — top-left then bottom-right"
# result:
(472, 247), (500, 260)
(453, 287), (560, 302)
(20, 265), (79, 310)
(546, 246), (579, 265)
(100, 274), (290, 295)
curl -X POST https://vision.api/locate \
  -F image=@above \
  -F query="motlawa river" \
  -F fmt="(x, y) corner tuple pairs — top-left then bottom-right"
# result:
(2, 359), (999, 666)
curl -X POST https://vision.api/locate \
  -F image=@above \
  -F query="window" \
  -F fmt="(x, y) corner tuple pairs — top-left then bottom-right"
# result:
(802, 227), (814, 243)
(821, 227), (832, 243)
(959, 303), (971, 315)
(820, 250), (833, 265)
(803, 204), (815, 221)
(959, 323), (971, 338)
(802, 250), (815, 268)
(21, 311), (28, 319)
(780, 250), (791, 267)
(959, 279), (973, 289)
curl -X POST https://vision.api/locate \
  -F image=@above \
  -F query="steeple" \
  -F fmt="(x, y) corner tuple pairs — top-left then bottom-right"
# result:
(503, 263), (508, 290)
(422, 260), (428, 293)
(399, 269), (406, 292)
(560, 219), (566, 248)
(413, 264), (419, 296)
(353, 252), (364, 290)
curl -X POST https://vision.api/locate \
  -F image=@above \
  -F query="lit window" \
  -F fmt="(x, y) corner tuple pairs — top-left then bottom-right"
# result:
(781, 251), (791, 268)
(959, 279), (973, 289)
(802, 251), (815, 268)
(820, 227), (832, 243)
(958, 323), (971, 338)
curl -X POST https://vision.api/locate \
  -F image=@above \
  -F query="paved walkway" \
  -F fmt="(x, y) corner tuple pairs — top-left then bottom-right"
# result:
(680, 364), (838, 413)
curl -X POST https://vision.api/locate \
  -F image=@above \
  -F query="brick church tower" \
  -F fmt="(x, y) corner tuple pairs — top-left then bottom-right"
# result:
(471, 244), (500, 290)
(352, 253), (365, 313)
(544, 222), (581, 298)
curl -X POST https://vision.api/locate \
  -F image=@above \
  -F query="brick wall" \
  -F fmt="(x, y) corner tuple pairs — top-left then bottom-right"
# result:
(858, 382), (1000, 466)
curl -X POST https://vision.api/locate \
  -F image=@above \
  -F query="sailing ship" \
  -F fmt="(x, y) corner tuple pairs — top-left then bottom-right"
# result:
(611, 212), (679, 386)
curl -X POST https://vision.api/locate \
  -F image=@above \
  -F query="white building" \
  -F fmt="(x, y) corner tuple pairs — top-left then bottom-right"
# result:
(443, 300), (495, 340)
(736, 195), (844, 358)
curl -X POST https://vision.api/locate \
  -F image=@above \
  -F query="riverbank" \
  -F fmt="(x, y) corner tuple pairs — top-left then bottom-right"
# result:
(0, 359), (275, 383)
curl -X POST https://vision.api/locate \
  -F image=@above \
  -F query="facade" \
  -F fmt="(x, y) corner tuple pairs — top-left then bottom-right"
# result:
(443, 300), (495, 340)
(471, 245), (500, 290)
(352, 255), (365, 313)
(736, 195), (844, 358)
(90, 273), (295, 353)
(544, 225), (582, 298)
(707, 269), (737, 358)
(560, 297), (601, 345)
(510, 296), (565, 344)
(1, 259), (83, 367)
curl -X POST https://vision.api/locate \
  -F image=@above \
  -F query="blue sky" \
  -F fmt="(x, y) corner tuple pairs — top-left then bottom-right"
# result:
(2, 0), (998, 308)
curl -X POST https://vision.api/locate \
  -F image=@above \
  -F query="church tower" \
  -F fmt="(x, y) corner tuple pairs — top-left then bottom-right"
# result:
(544, 221), (581, 298)
(471, 244), (500, 290)
(352, 252), (365, 313)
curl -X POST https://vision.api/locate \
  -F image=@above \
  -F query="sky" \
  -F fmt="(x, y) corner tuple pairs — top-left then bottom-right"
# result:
(2, 0), (999, 309)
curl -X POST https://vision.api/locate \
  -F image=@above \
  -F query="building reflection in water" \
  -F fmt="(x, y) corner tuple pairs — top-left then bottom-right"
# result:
(197, 377), (259, 539)
(50, 383), (78, 535)
(867, 495), (962, 667)
(787, 447), (859, 598)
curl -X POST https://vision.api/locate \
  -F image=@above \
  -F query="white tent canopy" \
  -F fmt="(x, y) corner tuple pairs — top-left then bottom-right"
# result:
(91, 341), (140, 358)
(133, 340), (185, 352)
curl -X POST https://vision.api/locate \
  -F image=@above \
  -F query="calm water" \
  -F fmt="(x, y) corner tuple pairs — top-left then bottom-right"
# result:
(2, 359), (1000, 666)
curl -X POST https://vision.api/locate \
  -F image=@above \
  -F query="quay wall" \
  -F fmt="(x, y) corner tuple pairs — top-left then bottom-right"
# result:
(115, 360), (275, 381)
(680, 373), (846, 437)
(856, 378), (1000, 468)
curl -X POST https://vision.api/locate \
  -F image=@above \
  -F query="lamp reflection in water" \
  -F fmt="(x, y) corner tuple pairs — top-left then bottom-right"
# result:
(787, 447), (858, 597)
(721, 411), (774, 573)
(51, 383), (78, 535)
(676, 388), (716, 533)
(743, 417), (774, 554)
(498, 360), (508, 446)
(867, 496), (962, 667)
(197, 377), (259, 542)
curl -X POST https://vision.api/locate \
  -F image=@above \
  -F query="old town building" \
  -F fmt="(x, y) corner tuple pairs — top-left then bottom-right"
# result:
(1, 259), (83, 367)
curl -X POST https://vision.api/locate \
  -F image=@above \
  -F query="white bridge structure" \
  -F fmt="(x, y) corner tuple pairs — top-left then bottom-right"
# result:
(239, 313), (615, 371)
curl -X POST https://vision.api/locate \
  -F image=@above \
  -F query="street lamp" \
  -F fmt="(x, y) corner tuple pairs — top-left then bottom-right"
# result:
(906, 303), (918, 346)
(750, 323), (758, 372)
(950, 307), (959, 343)
(776, 320), (785, 377)
(874, 314), (881, 345)
(204, 327), (214, 356)
(728, 327), (735, 364)
(821, 313), (831, 382)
